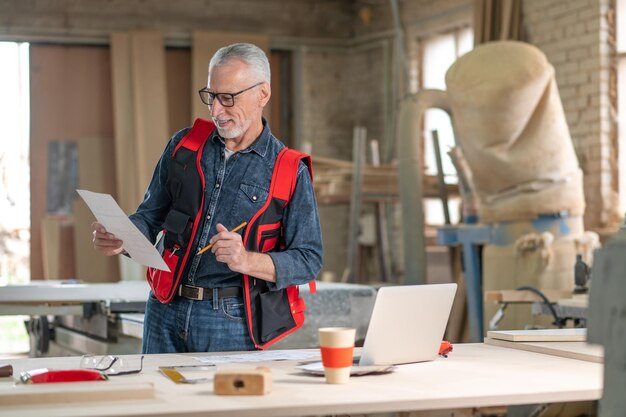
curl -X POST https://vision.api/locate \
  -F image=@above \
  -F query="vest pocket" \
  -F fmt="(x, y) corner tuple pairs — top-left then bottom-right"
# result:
(259, 228), (280, 252)
(162, 209), (191, 246)
(259, 290), (295, 343)
(146, 248), (180, 303)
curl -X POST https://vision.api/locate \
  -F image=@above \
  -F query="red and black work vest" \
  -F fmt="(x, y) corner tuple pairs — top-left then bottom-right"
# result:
(146, 118), (316, 349)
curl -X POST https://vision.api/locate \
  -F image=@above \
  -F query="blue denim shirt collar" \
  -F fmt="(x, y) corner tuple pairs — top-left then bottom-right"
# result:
(211, 118), (271, 158)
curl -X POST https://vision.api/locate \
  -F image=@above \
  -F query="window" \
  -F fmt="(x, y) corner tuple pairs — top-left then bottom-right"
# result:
(416, 27), (473, 225)
(0, 41), (30, 355)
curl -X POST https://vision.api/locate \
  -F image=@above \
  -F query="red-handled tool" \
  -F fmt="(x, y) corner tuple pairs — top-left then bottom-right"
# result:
(0, 364), (13, 377)
(20, 368), (108, 384)
(439, 340), (453, 358)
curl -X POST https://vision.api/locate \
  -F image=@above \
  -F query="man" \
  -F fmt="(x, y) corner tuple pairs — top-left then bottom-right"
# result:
(92, 43), (323, 353)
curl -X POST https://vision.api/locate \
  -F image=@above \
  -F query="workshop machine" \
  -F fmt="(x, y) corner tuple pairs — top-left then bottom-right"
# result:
(0, 281), (148, 357)
(0, 280), (377, 356)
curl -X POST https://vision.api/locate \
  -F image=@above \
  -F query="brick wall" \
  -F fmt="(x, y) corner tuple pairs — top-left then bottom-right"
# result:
(0, 0), (354, 40)
(301, 48), (387, 160)
(300, 46), (389, 278)
(524, 0), (621, 231)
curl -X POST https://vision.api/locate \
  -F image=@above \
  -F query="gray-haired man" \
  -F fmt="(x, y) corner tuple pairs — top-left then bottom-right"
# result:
(92, 43), (323, 353)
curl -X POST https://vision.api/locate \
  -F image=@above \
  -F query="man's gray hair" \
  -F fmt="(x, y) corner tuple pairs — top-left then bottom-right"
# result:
(209, 43), (271, 84)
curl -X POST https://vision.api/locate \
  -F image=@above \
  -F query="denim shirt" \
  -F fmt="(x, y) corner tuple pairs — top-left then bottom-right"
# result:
(129, 119), (323, 291)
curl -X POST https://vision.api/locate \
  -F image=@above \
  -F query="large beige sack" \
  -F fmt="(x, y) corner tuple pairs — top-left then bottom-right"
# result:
(445, 41), (585, 222)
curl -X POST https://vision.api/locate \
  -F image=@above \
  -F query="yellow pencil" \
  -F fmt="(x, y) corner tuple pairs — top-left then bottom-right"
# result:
(197, 222), (247, 255)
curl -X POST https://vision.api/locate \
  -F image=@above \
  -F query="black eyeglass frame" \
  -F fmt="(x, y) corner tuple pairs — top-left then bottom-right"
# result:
(198, 82), (264, 107)
(106, 355), (144, 376)
(80, 354), (144, 376)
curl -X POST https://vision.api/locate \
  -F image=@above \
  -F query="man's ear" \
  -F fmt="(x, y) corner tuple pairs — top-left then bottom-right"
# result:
(258, 82), (271, 107)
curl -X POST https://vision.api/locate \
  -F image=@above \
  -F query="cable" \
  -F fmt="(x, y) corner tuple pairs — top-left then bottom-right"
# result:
(516, 286), (564, 327)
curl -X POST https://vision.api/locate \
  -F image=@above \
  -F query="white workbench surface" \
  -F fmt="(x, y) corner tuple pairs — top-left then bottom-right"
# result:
(0, 281), (150, 305)
(0, 343), (603, 417)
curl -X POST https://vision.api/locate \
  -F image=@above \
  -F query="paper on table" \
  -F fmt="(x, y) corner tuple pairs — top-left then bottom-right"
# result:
(193, 350), (320, 364)
(77, 189), (170, 271)
(294, 361), (396, 376)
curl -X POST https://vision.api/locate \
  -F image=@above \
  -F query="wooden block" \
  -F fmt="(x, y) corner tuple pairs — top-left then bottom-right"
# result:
(0, 365), (12, 378)
(558, 294), (588, 308)
(214, 367), (271, 396)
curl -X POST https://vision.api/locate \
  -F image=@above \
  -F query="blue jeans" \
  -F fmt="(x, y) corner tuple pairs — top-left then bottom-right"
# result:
(142, 292), (257, 353)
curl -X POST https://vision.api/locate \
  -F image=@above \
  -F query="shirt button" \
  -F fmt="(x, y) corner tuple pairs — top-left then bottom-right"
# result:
(206, 214), (211, 220)
(252, 196), (257, 201)
(215, 183), (220, 188)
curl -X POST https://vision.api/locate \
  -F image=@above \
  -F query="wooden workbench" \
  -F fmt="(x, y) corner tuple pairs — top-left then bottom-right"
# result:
(0, 343), (602, 417)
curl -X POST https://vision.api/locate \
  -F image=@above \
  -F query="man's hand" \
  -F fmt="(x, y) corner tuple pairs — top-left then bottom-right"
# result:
(91, 222), (124, 256)
(210, 223), (248, 273)
(209, 223), (277, 282)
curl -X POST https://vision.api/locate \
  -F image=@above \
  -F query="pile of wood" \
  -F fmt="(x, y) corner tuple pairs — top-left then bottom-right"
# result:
(312, 155), (458, 204)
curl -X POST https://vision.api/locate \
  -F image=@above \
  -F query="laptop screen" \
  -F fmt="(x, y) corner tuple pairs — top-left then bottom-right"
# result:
(358, 283), (457, 366)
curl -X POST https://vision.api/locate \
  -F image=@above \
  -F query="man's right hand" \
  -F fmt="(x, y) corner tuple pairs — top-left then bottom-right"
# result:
(91, 222), (124, 256)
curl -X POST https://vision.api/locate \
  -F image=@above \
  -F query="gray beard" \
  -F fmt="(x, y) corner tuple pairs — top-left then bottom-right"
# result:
(215, 118), (251, 140)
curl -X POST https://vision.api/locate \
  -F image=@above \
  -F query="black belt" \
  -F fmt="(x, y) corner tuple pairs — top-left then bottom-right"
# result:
(178, 284), (243, 301)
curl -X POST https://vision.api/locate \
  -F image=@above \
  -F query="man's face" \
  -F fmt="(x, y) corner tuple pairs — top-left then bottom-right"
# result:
(207, 59), (268, 141)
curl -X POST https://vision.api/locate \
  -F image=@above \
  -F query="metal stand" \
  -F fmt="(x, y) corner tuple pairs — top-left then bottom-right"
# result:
(437, 224), (491, 342)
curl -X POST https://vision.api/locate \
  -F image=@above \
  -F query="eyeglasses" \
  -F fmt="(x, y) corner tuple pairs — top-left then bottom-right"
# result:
(198, 82), (263, 107)
(80, 355), (144, 376)
(80, 355), (117, 371)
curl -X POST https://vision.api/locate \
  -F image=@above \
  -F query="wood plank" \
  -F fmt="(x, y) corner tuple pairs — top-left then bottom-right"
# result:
(558, 294), (588, 308)
(487, 328), (587, 342)
(131, 31), (170, 195)
(191, 31), (270, 123)
(111, 31), (169, 210)
(111, 32), (169, 281)
(74, 138), (120, 283)
(484, 289), (573, 303)
(110, 32), (140, 214)
(484, 337), (603, 363)
(0, 382), (154, 406)
(29, 45), (114, 280)
(40, 215), (75, 279)
(165, 48), (192, 133)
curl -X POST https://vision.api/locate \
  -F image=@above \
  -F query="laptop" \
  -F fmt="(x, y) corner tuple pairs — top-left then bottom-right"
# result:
(357, 283), (457, 366)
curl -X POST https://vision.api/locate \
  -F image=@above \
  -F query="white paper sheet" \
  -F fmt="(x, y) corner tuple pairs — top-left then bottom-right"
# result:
(77, 189), (170, 271)
(294, 361), (395, 376)
(193, 350), (320, 364)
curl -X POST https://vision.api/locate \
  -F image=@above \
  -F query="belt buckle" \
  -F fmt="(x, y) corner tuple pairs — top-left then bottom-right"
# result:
(195, 287), (204, 301)
(181, 285), (204, 301)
